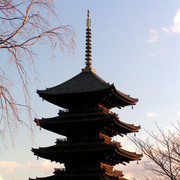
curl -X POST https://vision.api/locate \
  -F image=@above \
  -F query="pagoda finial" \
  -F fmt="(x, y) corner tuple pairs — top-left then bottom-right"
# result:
(87, 10), (91, 28)
(82, 10), (95, 73)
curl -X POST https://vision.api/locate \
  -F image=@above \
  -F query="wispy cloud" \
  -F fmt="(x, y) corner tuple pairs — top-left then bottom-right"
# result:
(146, 29), (158, 43)
(171, 9), (180, 33)
(161, 27), (171, 35)
(147, 48), (169, 58)
(147, 52), (156, 57)
(147, 8), (180, 49)
(146, 112), (161, 117)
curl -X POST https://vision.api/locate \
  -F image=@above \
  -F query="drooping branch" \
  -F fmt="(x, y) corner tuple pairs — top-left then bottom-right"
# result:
(0, 0), (74, 144)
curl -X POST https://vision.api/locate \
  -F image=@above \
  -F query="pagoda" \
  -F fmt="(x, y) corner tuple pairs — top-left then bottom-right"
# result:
(30, 10), (142, 180)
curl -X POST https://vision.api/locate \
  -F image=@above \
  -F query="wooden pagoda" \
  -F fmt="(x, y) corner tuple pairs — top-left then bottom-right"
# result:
(30, 10), (142, 180)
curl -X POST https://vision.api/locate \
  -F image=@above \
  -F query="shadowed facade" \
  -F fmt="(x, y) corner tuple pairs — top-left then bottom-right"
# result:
(29, 10), (142, 180)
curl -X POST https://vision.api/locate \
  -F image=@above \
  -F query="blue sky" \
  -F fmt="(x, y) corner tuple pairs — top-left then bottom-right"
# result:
(1, 0), (180, 179)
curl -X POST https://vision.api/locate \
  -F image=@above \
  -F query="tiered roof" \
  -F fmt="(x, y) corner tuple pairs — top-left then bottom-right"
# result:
(32, 136), (141, 166)
(34, 109), (140, 137)
(37, 71), (138, 109)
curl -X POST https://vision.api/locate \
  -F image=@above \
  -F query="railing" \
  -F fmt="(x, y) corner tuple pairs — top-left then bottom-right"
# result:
(56, 138), (67, 143)
(59, 109), (69, 114)
(55, 134), (121, 148)
(55, 167), (101, 173)
(55, 168), (65, 172)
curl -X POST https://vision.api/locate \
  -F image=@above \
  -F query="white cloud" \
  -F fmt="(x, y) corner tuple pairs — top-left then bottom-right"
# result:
(124, 144), (136, 152)
(171, 9), (180, 33)
(27, 162), (35, 168)
(0, 160), (65, 179)
(123, 172), (134, 179)
(177, 111), (180, 116)
(0, 175), (4, 180)
(146, 29), (158, 43)
(40, 160), (64, 174)
(146, 112), (161, 117)
(162, 9), (180, 34)
(9, 178), (17, 180)
(115, 160), (146, 179)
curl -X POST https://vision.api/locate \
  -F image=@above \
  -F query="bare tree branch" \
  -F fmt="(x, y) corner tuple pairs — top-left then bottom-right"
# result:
(0, 0), (74, 145)
(131, 123), (180, 180)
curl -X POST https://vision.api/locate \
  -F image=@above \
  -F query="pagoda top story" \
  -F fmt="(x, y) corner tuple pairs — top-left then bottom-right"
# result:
(37, 10), (138, 110)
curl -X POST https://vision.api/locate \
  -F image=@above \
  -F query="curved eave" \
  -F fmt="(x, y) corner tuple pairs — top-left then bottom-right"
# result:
(105, 172), (127, 180)
(104, 148), (142, 166)
(37, 84), (138, 109)
(35, 113), (111, 124)
(36, 71), (113, 108)
(31, 141), (116, 162)
(37, 85), (113, 97)
(29, 177), (54, 180)
(111, 86), (138, 106)
(101, 164), (126, 180)
(115, 148), (142, 161)
(32, 140), (142, 166)
(34, 115), (140, 137)
(37, 86), (114, 108)
(101, 137), (142, 165)
(113, 116), (140, 133)
(34, 115), (113, 136)
(29, 172), (124, 180)
(32, 144), (114, 156)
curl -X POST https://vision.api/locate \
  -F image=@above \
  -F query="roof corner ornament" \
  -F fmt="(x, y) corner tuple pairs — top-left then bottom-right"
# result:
(82, 10), (95, 73)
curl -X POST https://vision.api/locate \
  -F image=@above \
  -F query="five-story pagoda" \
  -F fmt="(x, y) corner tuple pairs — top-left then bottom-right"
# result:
(30, 10), (142, 180)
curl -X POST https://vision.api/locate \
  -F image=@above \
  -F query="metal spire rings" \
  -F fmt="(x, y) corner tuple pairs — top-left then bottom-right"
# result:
(82, 10), (95, 73)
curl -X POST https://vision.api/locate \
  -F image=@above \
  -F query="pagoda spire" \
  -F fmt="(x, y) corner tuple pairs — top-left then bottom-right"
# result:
(82, 10), (95, 73)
